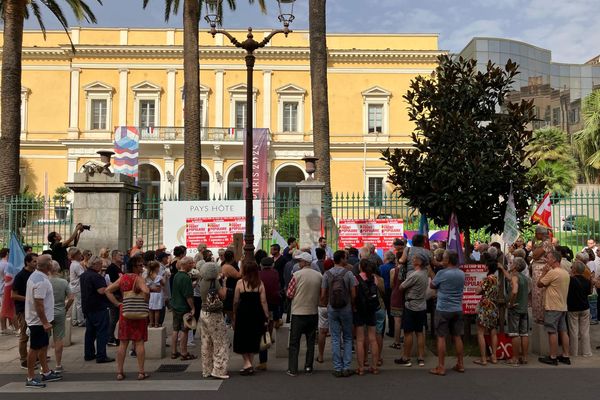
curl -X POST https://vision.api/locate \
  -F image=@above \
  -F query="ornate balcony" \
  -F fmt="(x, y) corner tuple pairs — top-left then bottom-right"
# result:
(137, 126), (246, 142)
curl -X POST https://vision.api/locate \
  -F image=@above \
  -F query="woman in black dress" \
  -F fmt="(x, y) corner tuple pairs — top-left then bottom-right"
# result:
(233, 260), (269, 375)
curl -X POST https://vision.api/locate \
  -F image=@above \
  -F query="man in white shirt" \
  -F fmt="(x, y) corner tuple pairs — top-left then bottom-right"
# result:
(25, 255), (62, 388)
(311, 237), (334, 261)
(68, 248), (85, 327)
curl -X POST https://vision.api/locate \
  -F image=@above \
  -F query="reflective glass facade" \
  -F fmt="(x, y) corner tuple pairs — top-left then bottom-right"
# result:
(459, 38), (600, 135)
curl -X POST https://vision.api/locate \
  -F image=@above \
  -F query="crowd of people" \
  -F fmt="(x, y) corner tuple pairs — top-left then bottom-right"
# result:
(0, 223), (599, 388)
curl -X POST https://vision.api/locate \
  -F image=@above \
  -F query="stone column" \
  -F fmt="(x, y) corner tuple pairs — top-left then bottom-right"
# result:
(296, 179), (324, 249)
(118, 69), (129, 126)
(68, 68), (81, 139)
(67, 173), (139, 255)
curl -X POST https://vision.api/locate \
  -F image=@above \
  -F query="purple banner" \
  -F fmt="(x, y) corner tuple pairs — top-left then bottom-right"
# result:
(243, 129), (269, 200)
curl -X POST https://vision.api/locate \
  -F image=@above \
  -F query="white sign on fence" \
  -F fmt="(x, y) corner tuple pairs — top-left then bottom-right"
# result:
(163, 200), (262, 256)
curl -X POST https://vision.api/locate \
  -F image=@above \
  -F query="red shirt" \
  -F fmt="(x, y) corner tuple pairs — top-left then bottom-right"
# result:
(260, 268), (281, 306)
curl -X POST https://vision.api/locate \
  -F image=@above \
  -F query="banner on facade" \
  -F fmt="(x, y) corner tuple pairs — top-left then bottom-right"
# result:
(113, 126), (140, 179)
(163, 200), (262, 256)
(461, 264), (488, 314)
(338, 219), (404, 251)
(243, 129), (269, 200)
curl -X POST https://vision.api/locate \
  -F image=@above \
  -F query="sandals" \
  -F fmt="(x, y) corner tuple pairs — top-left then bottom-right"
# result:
(355, 367), (365, 376)
(377, 359), (383, 367)
(429, 367), (446, 376)
(137, 372), (150, 380)
(316, 357), (324, 364)
(452, 364), (465, 373)
(473, 359), (487, 366)
(171, 352), (181, 359)
(369, 367), (380, 375)
(116, 373), (125, 381)
(389, 343), (402, 349)
(180, 353), (197, 361)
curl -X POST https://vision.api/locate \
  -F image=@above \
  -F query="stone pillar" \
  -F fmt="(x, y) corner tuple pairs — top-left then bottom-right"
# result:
(67, 173), (139, 255)
(296, 179), (324, 249)
(68, 68), (81, 139)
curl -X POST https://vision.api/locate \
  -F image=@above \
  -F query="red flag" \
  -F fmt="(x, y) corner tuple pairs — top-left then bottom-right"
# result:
(531, 193), (552, 228)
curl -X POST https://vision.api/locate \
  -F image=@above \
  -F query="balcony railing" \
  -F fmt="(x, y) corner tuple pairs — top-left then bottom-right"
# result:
(137, 126), (246, 142)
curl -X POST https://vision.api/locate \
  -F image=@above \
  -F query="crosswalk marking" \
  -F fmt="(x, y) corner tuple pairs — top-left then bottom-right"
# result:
(0, 379), (223, 393)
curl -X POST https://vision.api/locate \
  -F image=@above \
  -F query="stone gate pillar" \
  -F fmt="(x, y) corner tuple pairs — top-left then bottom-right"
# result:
(296, 157), (324, 249)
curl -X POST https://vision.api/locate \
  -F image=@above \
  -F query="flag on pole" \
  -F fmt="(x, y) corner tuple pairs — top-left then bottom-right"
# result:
(418, 214), (430, 249)
(502, 187), (519, 246)
(271, 229), (287, 249)
(531, 193), (552, 228)
(7, 233), (25, 277)
(447, 212), (465, 266)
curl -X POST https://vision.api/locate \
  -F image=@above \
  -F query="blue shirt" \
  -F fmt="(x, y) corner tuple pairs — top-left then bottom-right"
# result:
(379, 262), (395, 290)
(432, 267), (465, 313)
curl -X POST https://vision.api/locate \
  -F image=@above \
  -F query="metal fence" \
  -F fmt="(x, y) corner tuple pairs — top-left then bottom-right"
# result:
(2, 189), (599, 254)
(0, 197), (73, 252)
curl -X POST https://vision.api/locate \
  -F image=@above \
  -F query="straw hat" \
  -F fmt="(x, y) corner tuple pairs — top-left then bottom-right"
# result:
(183, 313), (197, 330)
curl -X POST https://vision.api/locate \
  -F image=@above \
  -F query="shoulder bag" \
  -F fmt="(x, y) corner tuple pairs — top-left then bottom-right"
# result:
(122, 275), (149, 320)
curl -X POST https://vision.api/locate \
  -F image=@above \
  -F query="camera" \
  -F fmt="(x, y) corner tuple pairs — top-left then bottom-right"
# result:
(82, 225), (91, 231)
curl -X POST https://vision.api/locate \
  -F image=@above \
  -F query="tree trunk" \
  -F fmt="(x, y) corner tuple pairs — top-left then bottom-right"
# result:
(0, 0), (26, 197)
(309, 0), (332, 228)
(463, 227), (472, 263)
(183, 0), (202, 200)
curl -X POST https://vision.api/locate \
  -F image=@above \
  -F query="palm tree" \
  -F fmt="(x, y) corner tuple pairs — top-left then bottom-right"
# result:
(574, 89), (600, 183)
(526, 126), (578, 195)
(309, 0), (332, 224)
(0, 0), (101, 197)
(143, 0), (265, 200)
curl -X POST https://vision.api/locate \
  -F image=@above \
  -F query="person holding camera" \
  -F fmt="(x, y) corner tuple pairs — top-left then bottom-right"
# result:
(48, 223), (87, 273)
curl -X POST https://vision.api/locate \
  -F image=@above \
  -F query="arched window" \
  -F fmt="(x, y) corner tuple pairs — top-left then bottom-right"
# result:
(227, 165), (244, 199)
(275, 165), (304, 199)
(138, 164), (161, 218)
(178, 168), (210, 200)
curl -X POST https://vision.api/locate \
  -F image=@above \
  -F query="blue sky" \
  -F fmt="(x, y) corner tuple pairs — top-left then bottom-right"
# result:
(23, 0), (599, 63)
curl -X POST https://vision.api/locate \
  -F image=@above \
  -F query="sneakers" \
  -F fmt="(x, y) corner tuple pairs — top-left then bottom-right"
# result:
(96, 357), (115, 364)
(107, 340), (118, 347)
(304, 367), (313, 375)
(41, 371), (63, 382)
(418, 359), (425, 367)
(54, 366), (64, 374)
(20, 361), (28, 370)
(332, 370), (343, 378)
(342, 369), (354, 377)
(557, 356), (571, 365)
(538, 356), (558, 366)
(25, 378), (46, 389)
(286, 370), (297, 377)
(211, 373), (230, 380)
(394, 358), (412, 367)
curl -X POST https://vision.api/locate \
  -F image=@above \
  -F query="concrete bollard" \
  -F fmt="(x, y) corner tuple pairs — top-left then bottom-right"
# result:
(531, 322), (549, 356)
(146, 327), (166, 359)
(275, 324), (290, 358)
(64, 318), (72, 347)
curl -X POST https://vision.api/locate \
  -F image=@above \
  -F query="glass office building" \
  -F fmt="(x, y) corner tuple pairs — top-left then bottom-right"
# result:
(459, 38), (600, 136)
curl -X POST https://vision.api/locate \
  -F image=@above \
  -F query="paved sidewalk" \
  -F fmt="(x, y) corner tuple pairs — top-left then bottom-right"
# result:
(1, 318), (600, 376)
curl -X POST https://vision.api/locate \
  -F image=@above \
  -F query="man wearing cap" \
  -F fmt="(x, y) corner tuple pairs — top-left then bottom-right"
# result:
(286, 251), (322, 376)
(293, 251), (322, 274)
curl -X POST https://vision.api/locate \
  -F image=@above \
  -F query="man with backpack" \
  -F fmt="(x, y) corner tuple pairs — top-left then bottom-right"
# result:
(320, 250), (357, 377)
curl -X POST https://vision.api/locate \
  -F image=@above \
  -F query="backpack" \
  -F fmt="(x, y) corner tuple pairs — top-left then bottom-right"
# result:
(357, 275), (380, 313)
(329, 270), (349, 309)
(204, 280), (223, 313)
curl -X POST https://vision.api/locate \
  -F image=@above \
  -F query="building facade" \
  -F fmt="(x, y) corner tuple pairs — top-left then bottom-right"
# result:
(1, 28), (442, 201)
(460, 38), (600, 137)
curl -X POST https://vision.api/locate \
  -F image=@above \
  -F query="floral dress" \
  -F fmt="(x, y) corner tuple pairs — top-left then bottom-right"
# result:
(476, 275), (499, 330)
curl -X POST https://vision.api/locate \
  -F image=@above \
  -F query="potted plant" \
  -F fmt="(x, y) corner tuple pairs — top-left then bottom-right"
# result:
(53, 186), (71, 220)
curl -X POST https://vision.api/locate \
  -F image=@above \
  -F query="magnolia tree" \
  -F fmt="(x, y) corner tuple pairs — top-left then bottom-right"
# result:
(382, 55), (546, 250)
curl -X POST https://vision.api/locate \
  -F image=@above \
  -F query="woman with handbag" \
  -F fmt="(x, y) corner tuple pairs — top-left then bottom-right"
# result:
(198, 262), (229, 379)
(233, 260), (269, 376)
(105, 255), (152, 381)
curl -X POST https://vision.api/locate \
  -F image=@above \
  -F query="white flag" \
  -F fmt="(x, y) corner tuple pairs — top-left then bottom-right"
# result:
(271, 229), (287, 249)
(502, 187), (519, 246)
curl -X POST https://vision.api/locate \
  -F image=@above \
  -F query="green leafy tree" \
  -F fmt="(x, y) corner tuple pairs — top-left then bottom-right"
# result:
(574, 89), (600, 183)
(0, 0), (101, 197)
(525, 127), (578, 195)
(382, 55), (545, 249)
(143, 0), (265, 200)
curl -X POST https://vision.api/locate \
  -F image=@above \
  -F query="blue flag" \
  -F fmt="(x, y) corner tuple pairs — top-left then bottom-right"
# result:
(447, 212), (465, 266)
(7, 233), (25, 277)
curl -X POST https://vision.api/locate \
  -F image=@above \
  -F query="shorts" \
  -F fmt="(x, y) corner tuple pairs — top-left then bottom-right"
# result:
(353, 309), (377, 327)
(28, 325), (49, 350)
(375, 308), (386, 335)
(507, 309), (529, 337)
(434, 310), (464, 337)
(318, 306), (329, 330)
(544, 310), (567, 333)
(402, 308), (427, 333)
(390, 307), (403, 318)
(51, 313), (66, 340)
(172, 310), (188, 332)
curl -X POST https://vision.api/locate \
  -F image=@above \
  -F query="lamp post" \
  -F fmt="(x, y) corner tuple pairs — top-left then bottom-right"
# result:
(205, 0), (295, 263)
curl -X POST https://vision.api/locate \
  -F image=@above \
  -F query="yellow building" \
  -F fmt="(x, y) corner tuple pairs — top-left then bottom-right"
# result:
(3, 28), (443, 200)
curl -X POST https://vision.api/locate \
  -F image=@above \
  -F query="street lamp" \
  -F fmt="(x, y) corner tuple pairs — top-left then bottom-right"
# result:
(205, 0), (295, 263)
